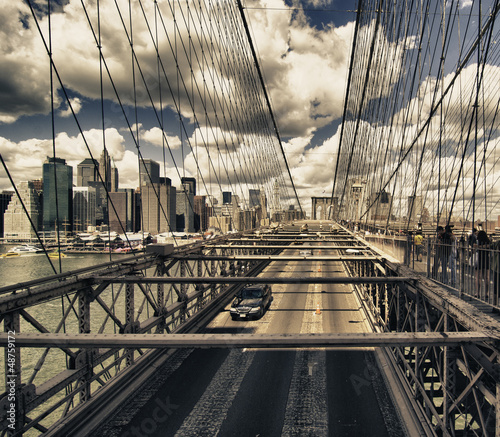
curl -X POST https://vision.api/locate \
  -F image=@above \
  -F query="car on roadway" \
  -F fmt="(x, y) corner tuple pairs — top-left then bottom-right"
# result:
(299, 249), (313, 256)
(230, 285), (273, 320)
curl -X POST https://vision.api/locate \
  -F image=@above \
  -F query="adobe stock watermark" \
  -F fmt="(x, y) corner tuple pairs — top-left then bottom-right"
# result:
(349, 366), (372, 396)
(121, 395), (178, 437)
(5, 330), (18, 434)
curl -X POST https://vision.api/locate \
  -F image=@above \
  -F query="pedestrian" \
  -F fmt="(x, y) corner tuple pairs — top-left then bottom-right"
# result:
(433, 226), (444, 279)
(445, 225), (457, 286)
(491, 239), (500, 306)
(414, 231), (424, 262)
(475, 230), (490, 299)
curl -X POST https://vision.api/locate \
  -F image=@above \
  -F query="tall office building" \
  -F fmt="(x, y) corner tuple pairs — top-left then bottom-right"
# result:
(42, 157), (73, 233)
(176, 183), (195, 233)
(194, 195), (208, 232)
(73, 187), (96, 232)
(139, 159), (160, 186)
(77, 154), (118, 226)
(249, 189), (260, 209)
(141, 183), (176, 233)
(111, 166), (119, 192)
(108, 189), (136, 233)
(4, 182), (41, 240)
(181, 177), (196, 196)
(259, 190), (268, 219)
(222, 191), (232, 205)
(77, 159), (99, 186)
(99, 149), (112, 191)
(0, 191), (13, 238)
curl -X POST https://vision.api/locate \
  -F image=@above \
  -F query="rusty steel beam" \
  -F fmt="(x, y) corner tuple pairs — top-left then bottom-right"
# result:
(0, 332), (493, 349)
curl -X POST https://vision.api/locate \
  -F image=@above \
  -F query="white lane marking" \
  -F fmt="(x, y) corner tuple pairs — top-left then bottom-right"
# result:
(174, 263), (287, 435)
(282, 272), (328, 436)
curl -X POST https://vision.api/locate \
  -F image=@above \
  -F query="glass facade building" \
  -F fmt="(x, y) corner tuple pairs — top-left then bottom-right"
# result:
(43, 157), (73, 233)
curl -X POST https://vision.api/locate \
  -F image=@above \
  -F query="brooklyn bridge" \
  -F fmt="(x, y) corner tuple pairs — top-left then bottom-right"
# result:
(1, 0), (500, 436)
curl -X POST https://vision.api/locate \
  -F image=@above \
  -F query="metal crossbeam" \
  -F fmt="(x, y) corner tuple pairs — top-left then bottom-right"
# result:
(171, 255), (378, 261)
(209, 245), (371, 250)
(93, 276), (412, 284)
(0, 332), (492, 348)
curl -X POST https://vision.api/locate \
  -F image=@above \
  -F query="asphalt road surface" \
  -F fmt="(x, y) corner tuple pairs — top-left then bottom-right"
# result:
(99, 245), (404, 437)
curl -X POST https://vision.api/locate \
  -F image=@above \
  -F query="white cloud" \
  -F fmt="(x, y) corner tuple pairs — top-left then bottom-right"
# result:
(59, 97), (82, 117)
(247, 0), (354, 136)
(0, 128), (127, 190)
(1, 0), (354, 141)
(141, 127), (182, 149)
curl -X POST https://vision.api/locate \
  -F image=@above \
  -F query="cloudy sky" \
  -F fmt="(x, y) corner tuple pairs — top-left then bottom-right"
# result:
(0, 0), (358, 214)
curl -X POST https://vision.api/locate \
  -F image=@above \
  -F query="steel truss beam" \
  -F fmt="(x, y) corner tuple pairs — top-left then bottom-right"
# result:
(0, 237), (279, 435)
(209, 245), (371, 250)
(171, 255), (379, 261)
(352, 256), (500, 436)
(0, 332), (494, 349)
(92, 276), (413, 284)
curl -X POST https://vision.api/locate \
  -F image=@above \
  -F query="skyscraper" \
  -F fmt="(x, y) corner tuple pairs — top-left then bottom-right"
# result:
(141, 183), (176, 233)
(181, 177), (196, 196)
(194, 195), (208, 232)
(0, 191), (13, 238)
(176, 183), (195, 233)
(222, 191), (232, 205)
(139, 159), (160, 186)
(249, 189), (260, 209)
(77, 159), (99, 186)
(42, 157), (73, 233)
(73, 187), (96, 232)
(99, 149), (112, 191)
(4, 182), (41, 240)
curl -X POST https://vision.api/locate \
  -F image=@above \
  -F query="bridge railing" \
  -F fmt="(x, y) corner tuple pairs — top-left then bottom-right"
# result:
(364, 231), (500, 308)
(340, 247), (500, 436)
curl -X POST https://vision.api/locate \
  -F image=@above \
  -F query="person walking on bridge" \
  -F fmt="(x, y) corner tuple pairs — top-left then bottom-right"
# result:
(414, 231), (424, 262)
(475, 230), (490, 300)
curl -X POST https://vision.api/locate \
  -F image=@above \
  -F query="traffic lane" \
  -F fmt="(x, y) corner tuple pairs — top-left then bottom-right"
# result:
(106, 259), (291, 437)
(110, 348), (230, 437)
(215, 259), (310, 436)
(321, 260), (400, 436)
(327, 350), (390, 436)
(216, 349), (296, 437)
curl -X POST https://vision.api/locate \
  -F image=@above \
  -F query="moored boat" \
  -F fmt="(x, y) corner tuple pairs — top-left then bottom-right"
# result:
(8, 245), (43, 254)
(1, 252), (21, 258)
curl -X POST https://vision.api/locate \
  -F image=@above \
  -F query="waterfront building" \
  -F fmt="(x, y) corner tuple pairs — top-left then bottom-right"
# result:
(109, 189), (137, 233)
(209, 215), (231, 234)
(42, 157), (73, 233)
(4, 182), (41, 240)
(0, 191), (13, 238)
(73, 187), (96, 232)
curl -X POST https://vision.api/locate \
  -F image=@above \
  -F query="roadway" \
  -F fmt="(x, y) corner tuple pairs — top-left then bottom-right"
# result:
(97, 241), (404, 436)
